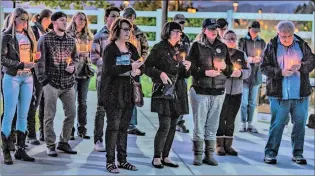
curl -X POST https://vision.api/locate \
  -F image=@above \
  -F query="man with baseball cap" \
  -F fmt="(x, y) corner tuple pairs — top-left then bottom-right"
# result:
(36, 11), (79, 157)
(238, 20), (266, 133)
(173, 14), (191, 133)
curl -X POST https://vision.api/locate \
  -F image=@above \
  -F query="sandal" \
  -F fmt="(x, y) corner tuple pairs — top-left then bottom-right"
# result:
(118, 161), (138, 171)
(106, 162), (120, 173)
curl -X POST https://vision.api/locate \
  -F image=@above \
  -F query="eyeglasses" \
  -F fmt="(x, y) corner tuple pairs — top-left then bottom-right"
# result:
(278, 34), (293, 40)
(224, 38), (236, 42)
(178, 21), (185, 25)
(172, 30), (182, 34)
(121, 27), (131, 32)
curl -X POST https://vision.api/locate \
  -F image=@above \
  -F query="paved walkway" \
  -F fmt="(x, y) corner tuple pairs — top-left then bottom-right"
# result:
(1, 91), (314, 175)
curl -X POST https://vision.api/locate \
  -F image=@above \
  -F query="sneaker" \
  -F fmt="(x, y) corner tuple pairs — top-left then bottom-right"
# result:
(239, 123), (247, 132)
(292, 155), (307, 165)
(247, 124), (258, 133)
(264, 155), (277, 164)
(176, 120), (189, 133)
(127, 128), (146, 136)
(27, 137), (40, 145)
(57, 142), (77, 154)
(47, 147), (58, 157)
(94, 140), (106, 152)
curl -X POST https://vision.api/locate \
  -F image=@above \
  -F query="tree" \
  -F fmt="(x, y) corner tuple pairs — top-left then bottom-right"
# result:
(17, 0), (113, 10)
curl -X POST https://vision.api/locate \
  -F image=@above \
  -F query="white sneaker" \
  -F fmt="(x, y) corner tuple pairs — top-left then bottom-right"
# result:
(239, 123), (247, 132)
(94, 140), (106, 152)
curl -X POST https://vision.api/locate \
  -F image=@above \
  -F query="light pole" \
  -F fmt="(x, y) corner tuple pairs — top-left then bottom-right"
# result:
(161, 0), (169, 30)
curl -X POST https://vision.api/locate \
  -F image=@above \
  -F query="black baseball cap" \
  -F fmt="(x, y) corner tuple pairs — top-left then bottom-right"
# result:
(248, 20), (261, 32)
(202, 18), (218, 29)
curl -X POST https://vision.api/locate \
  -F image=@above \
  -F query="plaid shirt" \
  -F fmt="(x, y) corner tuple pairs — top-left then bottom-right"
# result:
(36, 31), (79, 89)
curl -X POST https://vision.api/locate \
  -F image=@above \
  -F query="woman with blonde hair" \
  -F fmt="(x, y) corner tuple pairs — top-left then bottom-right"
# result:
(1, 7), (36, 165)
(66, 11), (94, 140)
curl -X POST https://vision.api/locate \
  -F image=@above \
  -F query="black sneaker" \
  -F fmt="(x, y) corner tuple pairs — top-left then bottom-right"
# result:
(128, 128), (146, 136)
(57, 142), (77, 154)
(176, 120), (189, 133)
(78, 133), (90, 139)
(292, 155), (307, 165)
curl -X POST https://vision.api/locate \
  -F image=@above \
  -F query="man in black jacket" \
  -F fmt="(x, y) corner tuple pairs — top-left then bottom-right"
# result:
(261, 20), (315, 165)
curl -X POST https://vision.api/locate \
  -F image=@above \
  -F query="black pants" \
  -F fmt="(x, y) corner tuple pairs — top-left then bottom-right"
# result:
(217, 93), (242, 137)
(27, 73), (45, 138)
(154, 114), (179, 158)
(105, 105), (133, 163)
(94, 80), (105, 143)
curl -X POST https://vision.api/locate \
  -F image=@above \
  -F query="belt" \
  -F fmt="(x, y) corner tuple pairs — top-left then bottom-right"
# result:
(16, 70), (32, 76)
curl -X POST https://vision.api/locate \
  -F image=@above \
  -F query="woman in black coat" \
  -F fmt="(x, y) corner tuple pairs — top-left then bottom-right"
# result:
(145, 22), (191, 168)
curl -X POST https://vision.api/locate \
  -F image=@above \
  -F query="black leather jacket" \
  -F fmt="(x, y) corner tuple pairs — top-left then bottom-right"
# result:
(1, 29), (35, 76)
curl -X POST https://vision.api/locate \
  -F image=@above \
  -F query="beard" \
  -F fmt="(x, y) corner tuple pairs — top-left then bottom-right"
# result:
(57, 27), (66, 32)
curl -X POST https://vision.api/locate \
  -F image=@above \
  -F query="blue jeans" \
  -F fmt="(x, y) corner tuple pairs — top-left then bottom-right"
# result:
(1, 74), (33, 137)
(241, 83), (260, 123)
(75, 78), (90, 133)
(265, 97), (309, 157)
(129, 106), (137, 130)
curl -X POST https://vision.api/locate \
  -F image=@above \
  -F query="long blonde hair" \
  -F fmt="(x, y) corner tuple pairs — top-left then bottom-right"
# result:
(4, 8), (36, 53)
(66, 11), (93, 41)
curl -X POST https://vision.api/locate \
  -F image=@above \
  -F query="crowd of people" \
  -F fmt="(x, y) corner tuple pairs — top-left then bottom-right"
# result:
(1, 5), (314, 174)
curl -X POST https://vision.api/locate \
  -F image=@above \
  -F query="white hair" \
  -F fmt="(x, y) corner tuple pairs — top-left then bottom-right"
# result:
(276, 20), (295, 34)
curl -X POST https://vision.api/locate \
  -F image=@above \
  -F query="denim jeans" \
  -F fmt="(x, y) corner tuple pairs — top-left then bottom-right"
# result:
(129, 106), (137, 130)
(265, 97), (309, 157)
(190, 87), (225, 141)
(74, 78), (90, 134)
(94, 79), (105, 144)
(241, 83), (260, 123)
(1, 74), (33, 137)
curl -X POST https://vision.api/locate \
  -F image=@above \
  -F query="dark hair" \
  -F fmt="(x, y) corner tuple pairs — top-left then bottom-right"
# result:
(161, 22), (182, 40)
(32, 9), (52, 23)
(217, 18), (228, 28)
(105, 6), (121, 17)
(223, 30), (236, 38)
(109, 17), (132, 41)
(51, 11), (67, 21)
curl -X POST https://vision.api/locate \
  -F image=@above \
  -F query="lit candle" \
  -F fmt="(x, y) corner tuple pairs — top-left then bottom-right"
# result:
(180, 52), (186, 61)
(67, 57), (71, 66)
(290, 60), (294, 68)
(256, 50), (261, 57)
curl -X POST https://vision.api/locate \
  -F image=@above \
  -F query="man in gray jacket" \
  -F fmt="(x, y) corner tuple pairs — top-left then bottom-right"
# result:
(90, 6), (120, 152)
(238, 21), (266, 133)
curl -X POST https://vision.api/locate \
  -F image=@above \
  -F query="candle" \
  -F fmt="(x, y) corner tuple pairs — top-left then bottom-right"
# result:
(180, 52), (186, 61)
(67, 57), (71, 66)
(256, 50), (261, 57)
(33, 52), (41, 61)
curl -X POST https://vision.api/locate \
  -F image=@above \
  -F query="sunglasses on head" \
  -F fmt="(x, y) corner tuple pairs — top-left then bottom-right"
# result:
(178, 21), (185, 24)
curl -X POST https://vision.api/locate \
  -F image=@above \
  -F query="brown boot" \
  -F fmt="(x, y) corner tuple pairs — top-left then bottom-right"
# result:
(14, 131), (35, 162)
(1, 132), (13, 165)
(216, 137), (226, 156)
(224, 137), (238, 156)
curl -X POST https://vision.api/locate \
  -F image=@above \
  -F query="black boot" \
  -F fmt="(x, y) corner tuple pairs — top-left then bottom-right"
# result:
(14, 131), (35, 162)
(1, 132), (13, 165)
(8, 131), (16, 151)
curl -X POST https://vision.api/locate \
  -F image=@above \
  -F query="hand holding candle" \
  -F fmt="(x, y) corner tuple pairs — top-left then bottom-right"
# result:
(66, 57), (72, 66)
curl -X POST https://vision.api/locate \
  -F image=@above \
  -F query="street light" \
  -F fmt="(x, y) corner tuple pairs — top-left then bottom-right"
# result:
(233, 1), (238, 12)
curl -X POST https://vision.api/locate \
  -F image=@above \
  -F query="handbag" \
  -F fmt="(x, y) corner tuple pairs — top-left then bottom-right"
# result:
(152, 64), (179, 100)
(131, 77), (144, 107)
(84, 63), (95, 78)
